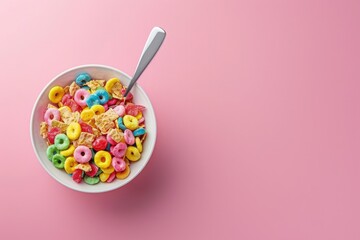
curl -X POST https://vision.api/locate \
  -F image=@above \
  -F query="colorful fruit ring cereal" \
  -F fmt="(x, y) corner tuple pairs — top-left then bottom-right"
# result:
(40, 73), (148, 185)
(116, 165), (131, 179)
(135, 137), (142, 153)
(74, 89), (90, 107)
(104, 78), (120, 93)
(117, 117), (127, 131)
(94, 89), (110, 105)
(133, 128), (146, 137)
(75, 73), (91, 86)
(44, 108), (60, 125)
(124, 129), (135, 145)
(66, 122), (81, 140)
(54, 134), (70, 151)
(85, 94), (100, 108)
(112, 157), (126, 172)
(94, 150), (112, 169)
(91, 104), (105, 115)
(110, 142), (127, 158)
(48, 86), (65, 103)
(64, 157), (78, 174)
(60, 145), (75, 157)
(52, 154), (66, 169)
(123, 115), (139, 130)
(74, 146), (92, 163)
(125, 146), (141, 161)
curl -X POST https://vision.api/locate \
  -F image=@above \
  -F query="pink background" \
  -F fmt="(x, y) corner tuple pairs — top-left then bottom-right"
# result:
(0, 0), (359, 239)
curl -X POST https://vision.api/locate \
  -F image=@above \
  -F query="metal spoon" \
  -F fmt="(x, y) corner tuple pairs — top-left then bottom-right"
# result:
(123, 27), (166, 98)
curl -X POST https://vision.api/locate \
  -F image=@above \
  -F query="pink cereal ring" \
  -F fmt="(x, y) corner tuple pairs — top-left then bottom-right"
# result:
(73, 146), (92, 163)
(113, 105), (125, 117)
(74, 89), (90, 107)
(107, 98), (118, 106)
(44, 108), (60, 125)
(106, 172), (116, 183)
(124, 129), (135, 145)
(106, 134), (117, 145)
(103, 103), (109, 111)
(112, 157), (126, 172)
(138, 117), (145, 124)
(110, 142), (127, 158)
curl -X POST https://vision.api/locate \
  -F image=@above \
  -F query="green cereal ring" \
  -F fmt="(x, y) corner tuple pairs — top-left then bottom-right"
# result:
(54, 134), (70, 150)
(47, 145), (60, 161)
(84, 175), (100, 185)
(52, 154), (65, 169)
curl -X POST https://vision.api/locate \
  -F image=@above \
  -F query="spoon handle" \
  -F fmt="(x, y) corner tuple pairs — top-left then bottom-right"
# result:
(124, 27), (166, 97)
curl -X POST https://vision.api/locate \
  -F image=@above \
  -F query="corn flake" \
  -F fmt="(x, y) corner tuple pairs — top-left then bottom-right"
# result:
(75, 163), (92, 172)
(111, 82), (123, 99)
(69, 82), (80, 96)
(108, 128), (124, 143)
(94, 114), (115, 134)
(76, 132), (96, 148)
(104, 108), (119, 121)
(40, 122), (48, 138)
(47, 104), (58, 109)
(51, 120), (68, 132)
(86, 80), (105, 90)
(63, 85), (70, 94)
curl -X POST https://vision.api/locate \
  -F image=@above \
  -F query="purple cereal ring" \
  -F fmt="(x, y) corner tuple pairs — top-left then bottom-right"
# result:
(73, 146), (92, 163)
(112, 157), (126, 172)
(44, 108), (60, 125)
(74, 89), (90, 108)
(124, 129), (135, 145)
(110, 142), (127, 158)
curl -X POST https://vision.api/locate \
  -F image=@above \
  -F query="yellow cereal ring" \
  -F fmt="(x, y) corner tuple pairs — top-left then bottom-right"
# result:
(48, 86), (65, 103)
(123, 115), (139, 131)
(126, 146), (141, 161)
(81, 108), (95, 121)
(91, 105), (105, 115)
(135, 111), (142, 120)
(94, 150), (112, 168)
(64, 157), (78, 174)
(116, 165), (130, 179)
(99, 172), (110, 182)
(60, 144), (75, 157)
(66, 122), (81, 140)
(101, 165), (114, 174)
(105, 78), (121, 93)
(135, 137), (142, 153)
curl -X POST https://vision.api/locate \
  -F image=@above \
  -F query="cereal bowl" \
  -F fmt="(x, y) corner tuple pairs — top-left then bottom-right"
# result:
(30, 64), (156, 193)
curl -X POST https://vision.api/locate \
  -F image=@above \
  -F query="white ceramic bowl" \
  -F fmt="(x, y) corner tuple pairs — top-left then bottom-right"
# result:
(30, 65), (156, 193)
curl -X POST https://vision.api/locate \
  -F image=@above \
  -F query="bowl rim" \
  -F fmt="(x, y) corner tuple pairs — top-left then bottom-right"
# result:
(30, 64), (157, 193)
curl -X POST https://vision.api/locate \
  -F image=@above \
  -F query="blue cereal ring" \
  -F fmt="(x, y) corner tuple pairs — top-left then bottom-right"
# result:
(117, 117), (126, 131)
(82, 85), (90, 90)
(94, 89), (110, 105)
(86, 94), (100, 108)
(133, 128), (146, 137)
(105, 142), (111, 151)
(75, 73), (91, 86)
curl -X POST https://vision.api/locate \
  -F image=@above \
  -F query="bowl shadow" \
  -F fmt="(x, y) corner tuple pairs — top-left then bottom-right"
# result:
(64, 141), (174, 216)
